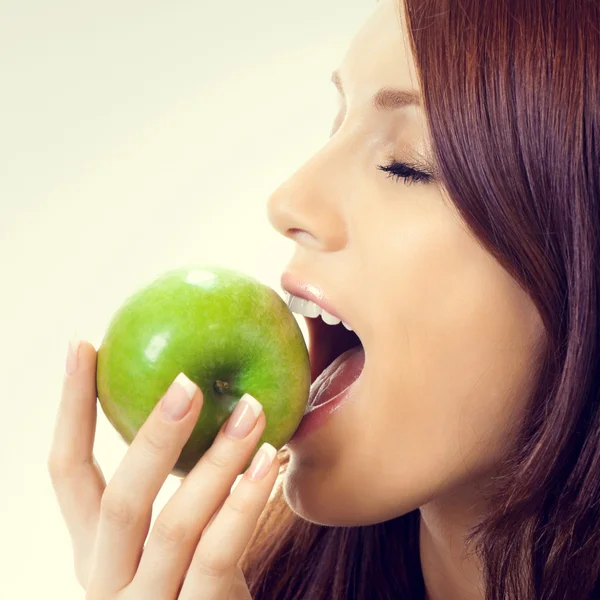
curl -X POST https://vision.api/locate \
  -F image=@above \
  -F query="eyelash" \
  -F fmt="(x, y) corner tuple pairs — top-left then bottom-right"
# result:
(377, 159), (434, 186)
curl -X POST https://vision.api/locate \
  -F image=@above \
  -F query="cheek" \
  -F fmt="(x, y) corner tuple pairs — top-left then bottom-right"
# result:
(283, 256), (545, 527)
(282, 213), (547, 527)
(362, 231), (546, 500)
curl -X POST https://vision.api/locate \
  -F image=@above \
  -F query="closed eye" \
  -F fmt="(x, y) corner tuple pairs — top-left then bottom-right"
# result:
(377, 159), (434, 185)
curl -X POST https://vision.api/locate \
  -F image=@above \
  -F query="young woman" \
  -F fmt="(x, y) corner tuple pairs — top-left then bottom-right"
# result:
(49, 0), (600, 598)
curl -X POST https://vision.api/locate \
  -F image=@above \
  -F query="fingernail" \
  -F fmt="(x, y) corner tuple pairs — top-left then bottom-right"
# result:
(224, 393), (263, 440)
(66, 339), (80, 376)
(248, 443), (277, 481)
(161, 372), (197, 421)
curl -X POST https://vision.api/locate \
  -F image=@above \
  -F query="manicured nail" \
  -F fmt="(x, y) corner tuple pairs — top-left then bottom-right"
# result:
(248, 443), (277, 481)
(66, 339), (80, 376)
(161, 373), (197, 421)
(224, 394), (263, 440)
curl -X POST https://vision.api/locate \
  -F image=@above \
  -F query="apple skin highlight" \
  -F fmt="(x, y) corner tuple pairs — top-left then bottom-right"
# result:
(96, 265), (311, 476)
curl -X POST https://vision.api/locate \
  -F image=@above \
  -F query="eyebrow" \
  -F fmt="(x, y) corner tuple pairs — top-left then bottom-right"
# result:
(331, 70), (422, 111)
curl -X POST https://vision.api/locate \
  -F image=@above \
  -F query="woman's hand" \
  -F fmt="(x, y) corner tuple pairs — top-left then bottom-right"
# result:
(48, 340), (280, 599)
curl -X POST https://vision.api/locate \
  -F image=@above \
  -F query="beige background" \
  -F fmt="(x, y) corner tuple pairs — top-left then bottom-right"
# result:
(1, 1), (373, 596)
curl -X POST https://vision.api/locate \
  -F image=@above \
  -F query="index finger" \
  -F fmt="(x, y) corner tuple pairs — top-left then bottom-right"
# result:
(48, 340), (106, 552)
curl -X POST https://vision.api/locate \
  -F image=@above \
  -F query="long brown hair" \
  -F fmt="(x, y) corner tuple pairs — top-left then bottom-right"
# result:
(240, 0), (600, 597)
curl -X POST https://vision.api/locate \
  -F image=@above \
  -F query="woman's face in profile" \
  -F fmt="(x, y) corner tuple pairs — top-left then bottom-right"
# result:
(267, 0), (546, 527)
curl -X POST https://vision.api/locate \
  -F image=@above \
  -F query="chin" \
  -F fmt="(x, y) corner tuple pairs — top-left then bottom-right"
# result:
(281, 455), (417, 527)
(282, 472), (352, 526)
(282, 445), (472, 528)
(281, 452), (348, 526)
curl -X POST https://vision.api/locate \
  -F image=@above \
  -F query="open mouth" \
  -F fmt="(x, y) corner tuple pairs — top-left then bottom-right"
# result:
(305, 315), (363, 384)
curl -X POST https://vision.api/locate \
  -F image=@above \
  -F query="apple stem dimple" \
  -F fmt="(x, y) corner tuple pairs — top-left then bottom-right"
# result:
(214, 379), (230, 394)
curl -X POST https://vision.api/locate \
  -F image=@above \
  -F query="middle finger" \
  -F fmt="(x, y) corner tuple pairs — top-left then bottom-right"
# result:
(131, 393), (265, 599)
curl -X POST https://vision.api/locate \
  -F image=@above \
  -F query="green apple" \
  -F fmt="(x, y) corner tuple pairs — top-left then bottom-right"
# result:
(96, 265), (310, 476)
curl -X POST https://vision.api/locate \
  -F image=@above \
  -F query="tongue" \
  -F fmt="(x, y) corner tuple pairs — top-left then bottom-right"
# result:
(309, 345), (365, 408)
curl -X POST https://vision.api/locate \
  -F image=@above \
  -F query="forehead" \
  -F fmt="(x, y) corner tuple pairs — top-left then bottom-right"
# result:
(338, 0), (420, 101)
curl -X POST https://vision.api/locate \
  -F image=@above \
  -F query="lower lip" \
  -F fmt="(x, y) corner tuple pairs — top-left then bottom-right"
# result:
(288, 346), (365, 445)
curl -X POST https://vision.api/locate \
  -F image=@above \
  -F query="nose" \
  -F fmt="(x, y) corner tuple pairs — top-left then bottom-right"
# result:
(266, 142), (350, 252)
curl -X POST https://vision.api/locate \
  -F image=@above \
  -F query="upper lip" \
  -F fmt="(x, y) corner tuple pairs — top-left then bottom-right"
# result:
(280, 272), (347, 324)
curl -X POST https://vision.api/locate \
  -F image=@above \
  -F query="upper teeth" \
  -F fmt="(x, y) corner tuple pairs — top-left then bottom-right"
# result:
(285, 293), (354, 331)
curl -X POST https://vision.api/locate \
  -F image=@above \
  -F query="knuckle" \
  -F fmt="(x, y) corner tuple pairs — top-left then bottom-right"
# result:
(100, 492), (140, 528)
(47, 456), (69, 481)
(153, 518), (190, 548)
(139, 427), (171, 457)
(203, 448), (233, 471)
(47, 454), (77, 482)
(226, 496), (251, 517)
(194, 552), (232, 580)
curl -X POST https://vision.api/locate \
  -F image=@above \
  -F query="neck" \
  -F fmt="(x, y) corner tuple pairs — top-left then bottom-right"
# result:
(419, 486), (489, 600)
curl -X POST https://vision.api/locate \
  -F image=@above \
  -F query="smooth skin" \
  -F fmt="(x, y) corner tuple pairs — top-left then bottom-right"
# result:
(267, 1), (546, 599)
(48, 340), (279, 599)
